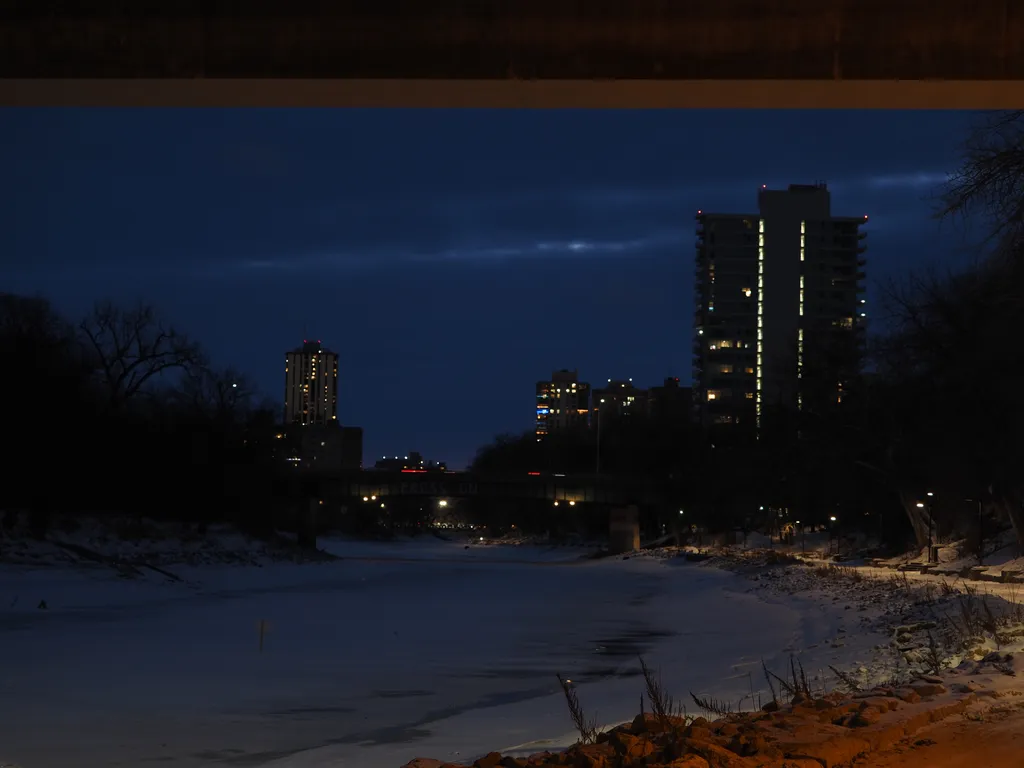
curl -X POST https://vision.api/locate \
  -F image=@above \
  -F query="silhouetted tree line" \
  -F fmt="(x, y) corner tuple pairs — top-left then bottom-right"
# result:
(0, 296), (290, 538)
(473, 112), (1024, 554)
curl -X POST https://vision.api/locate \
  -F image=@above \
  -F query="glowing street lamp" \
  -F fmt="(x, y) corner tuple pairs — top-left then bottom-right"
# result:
(438, 499), (448, 508)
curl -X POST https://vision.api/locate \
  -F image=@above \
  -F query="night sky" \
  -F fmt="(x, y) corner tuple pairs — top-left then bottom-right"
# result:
(2, 109), (984, 468)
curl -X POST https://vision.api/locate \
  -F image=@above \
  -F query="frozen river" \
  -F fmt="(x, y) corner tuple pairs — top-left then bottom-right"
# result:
(0, 540), (850, 768)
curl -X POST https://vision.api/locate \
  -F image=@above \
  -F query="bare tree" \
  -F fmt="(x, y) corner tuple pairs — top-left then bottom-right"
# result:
(937, 110), (1024, 261)
(178, 365), (257, 423)
(79, 300), (203, 409)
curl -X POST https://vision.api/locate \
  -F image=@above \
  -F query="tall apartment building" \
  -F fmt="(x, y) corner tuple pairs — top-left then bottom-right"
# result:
(592, 379), (649, 422)
(535, 369), (590, 439)
(693, 183), (867, 429)
(284, 340), (339, 426)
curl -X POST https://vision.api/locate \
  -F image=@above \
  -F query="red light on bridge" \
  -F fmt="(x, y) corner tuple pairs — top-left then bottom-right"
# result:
(400, 469), (427, 473)
(527, 471), (541, 476)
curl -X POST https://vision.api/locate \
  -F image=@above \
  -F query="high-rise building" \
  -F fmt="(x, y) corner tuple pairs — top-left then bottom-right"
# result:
(693, 183), (867, 429)
(592, 379), (649, 423)
(284, 340), (339, 426)
(535, 369), (590, 439)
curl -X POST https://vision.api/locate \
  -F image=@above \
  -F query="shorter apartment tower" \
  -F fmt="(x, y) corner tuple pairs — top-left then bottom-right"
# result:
(649, 377), (694, 423)
(284, 340), (339, 426)
(592, 379), (649, 423)
(535, 369), (591, 439)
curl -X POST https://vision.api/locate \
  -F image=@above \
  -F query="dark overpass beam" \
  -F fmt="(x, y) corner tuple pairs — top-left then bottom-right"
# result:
(1, 1), (1022, 80)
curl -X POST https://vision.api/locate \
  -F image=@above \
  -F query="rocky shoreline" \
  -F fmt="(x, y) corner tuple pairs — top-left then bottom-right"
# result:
(402, 653), (1021, 768)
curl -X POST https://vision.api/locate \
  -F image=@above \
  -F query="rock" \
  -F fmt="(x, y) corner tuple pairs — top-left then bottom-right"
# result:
(525, 752), (555, 766)
(402, 760), (447, 768)
(762, 700), (780, 712)
(667, 756), (711, 768)
(951, 681), (983, 694)
(684, 739), (755, 768)
(729, 732), (780, 758)
(893, 688), (921, 704)
(630, 712), (689, 735)
(910, 682), (947, 698)
(851, 706), (882, 727)
(684, 723), (714, 743)
(860, 697), (899, 713)
(918, 674), (943, 684)
(569, 743), (615, 767)
(780, 733), (872, 768)
(607, 731), (655, 760)
(500, 758), (527, 768)
(473, 753), (504, 768)
(716, 722), (742, 737)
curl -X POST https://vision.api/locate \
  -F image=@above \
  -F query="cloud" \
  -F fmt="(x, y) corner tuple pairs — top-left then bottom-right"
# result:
(861, 172), (951, 190)
(199, 229), (687, 278)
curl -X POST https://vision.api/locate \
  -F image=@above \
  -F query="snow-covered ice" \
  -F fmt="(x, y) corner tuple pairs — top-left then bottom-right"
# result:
(0, 538), (885, 768)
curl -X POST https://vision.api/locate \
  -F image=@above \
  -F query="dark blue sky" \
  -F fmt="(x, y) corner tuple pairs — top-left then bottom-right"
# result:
(2, 109), (982, 468)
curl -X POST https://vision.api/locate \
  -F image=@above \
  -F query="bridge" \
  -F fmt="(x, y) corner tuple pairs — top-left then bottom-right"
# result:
(2, 2), (1023, 108)
(314, 470), (666, 508)
(298, 469), (661, 552)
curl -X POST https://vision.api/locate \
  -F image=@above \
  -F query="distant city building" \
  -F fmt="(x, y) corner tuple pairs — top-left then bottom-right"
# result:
(535, 369), (591, 439)
(648, 377), (694, 423)
(375, 451), (447, 472)
(694, 183), (867, 429)
(592, 379), (649, 423)
(284, 340), (338, 426)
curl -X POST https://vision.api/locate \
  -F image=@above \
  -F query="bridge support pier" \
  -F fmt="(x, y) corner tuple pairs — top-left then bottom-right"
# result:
(609, 505), (640, 555)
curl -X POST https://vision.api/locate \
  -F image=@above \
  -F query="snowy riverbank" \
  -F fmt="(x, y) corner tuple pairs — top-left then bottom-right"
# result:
(0, 533), (872, 768)
(2, 527), (1020, 768)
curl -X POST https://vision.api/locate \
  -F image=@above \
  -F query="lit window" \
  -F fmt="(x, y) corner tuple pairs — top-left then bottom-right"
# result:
(745, 392), (754, 399)
(742, 287), (752, 297)
(707, 390), (720, 401)
(718, 340), (733, 349)
(719, 365), (733, 374)
(744, 367), (754, 375)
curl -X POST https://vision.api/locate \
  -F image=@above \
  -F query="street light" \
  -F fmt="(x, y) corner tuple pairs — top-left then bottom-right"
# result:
(916, 498), (934, 562)
(438, 499), (448, 508)
(966, 498), (983, 565)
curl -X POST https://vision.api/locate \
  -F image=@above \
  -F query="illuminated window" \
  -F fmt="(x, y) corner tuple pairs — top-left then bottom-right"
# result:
(745, 392), (754, 399)
(744, 367), (754, 375)
(718, 340), (734, 349)
(742, 287), (752, 297)
(707, 390), (720, 401)
(719, 365), (733, 374)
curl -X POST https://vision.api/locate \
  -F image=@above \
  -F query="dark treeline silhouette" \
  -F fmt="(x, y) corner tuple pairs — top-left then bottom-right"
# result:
(474, 112), (1024, 554)
(0, 296), (288, 539)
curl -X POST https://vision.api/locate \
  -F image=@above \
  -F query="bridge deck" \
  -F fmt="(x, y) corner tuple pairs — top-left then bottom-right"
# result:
(314, 471), (664, 506)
